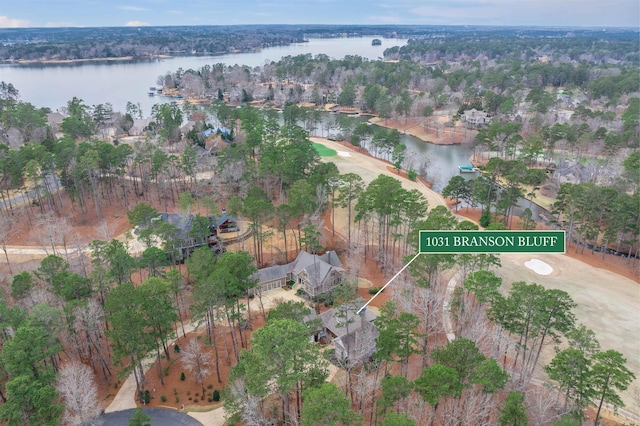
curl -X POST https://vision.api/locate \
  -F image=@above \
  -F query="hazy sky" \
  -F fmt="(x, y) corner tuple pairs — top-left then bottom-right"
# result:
(1, 0), (638, 28)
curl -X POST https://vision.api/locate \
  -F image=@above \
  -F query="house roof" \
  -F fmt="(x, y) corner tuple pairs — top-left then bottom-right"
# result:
(334, 319), (379, 358)
(209, 213), (237, 229)
(320, 250), (342, 267)
(463, 108), (487, 118)
(193, 145), (214, 156)
(319, 301), (377, 338)
(180, 120), (197, 133)
(251, 250), (344, 294)
(129, 118), (153, 135)
(47, 112), (65, 126)
(160, 213), (237, 240)
(160, 212), (192, 240)
(322, 303), (379, 364)
(292, 251), (344, 286)
(253, 263), (295, 284)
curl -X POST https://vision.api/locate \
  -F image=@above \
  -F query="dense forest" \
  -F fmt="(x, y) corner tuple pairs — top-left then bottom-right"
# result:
(0, 26), (638, 425)
(0, 24), (410, 61)
(1, 25), (637, 63)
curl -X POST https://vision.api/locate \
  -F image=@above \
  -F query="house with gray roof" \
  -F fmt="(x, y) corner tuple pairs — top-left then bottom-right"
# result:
(461, 108), (489, 126)
(278, 297), (379, 366)
(129, 118), (153, 136)
(158, 212), (237, 261)
(251, 250), (344, 296)
(318, 301), (378, 366)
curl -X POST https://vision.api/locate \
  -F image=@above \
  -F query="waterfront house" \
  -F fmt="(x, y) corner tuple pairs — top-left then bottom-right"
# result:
(461, 108), (489, 126)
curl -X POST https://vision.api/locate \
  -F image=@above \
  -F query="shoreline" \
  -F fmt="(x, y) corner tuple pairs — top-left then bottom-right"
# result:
(310, 135), (447, 211)
(3, 54), (172, 65)
(312, 136), (638, 283)
(367, 116), (472, 146)
(318, 104), (471, 147)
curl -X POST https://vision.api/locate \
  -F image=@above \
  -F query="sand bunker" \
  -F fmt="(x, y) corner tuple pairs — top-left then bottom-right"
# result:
(524, 259), (553, 275)
(337, 151), (351, 157)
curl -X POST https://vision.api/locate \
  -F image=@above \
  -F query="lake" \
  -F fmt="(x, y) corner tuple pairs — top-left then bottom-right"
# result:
(0, 36), (408, 114)
(0, 35), (546, 217)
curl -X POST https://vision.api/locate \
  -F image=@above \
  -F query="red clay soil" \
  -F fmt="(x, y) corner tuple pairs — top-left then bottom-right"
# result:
(3, 176), (636, 415)
(3, 190), (191, 247)
(137, 277), (392, 413)
(139, 314), (267, 411)
(5, 196), (130, 247)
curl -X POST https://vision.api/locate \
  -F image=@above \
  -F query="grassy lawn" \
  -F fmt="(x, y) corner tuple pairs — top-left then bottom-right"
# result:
(313, 142), (337, 157)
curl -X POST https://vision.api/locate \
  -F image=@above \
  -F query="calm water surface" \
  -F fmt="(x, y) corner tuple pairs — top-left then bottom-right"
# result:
(2, 36), (542, 215)
(0, 37), (407, 114)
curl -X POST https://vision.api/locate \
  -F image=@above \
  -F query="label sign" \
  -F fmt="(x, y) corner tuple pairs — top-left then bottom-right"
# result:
(419, 230), (565, 254)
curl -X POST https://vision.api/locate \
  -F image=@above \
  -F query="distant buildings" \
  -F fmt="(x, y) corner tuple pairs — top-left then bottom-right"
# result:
(461, 108), (489, 126)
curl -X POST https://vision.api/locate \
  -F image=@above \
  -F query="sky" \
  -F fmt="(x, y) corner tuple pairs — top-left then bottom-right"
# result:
(0, 0), (638, 29)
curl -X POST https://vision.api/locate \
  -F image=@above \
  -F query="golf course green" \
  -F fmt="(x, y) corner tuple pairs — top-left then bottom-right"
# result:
(313, 142), (337, 157)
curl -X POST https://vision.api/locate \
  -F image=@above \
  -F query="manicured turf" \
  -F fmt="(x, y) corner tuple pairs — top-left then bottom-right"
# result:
(313, 142), (337, 157)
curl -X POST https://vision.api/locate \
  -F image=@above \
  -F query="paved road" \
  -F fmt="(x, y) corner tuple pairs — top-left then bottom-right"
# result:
(0, 173), (61, 209)
(103, 287), (308, 425)
(102, 408), (203, 425)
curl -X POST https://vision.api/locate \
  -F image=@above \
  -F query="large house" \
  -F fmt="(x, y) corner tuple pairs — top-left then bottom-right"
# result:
(159, 212), (237, 261)
(461, 108), (489, 126)
(287, 301), (379, 367)
(317, 302), (378, 366)
(252, 250), (344, 296)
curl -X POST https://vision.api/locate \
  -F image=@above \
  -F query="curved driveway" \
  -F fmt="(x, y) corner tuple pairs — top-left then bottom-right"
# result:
(102, 408), (203, 425)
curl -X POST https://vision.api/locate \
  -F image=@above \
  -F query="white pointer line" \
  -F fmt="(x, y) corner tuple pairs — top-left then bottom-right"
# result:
(357, 252), (422, 314)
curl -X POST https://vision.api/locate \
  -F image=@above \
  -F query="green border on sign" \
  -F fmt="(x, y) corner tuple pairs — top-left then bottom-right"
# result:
(419, 230), (566, 254)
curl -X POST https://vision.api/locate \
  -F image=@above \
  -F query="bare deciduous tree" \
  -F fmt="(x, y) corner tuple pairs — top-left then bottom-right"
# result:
(456, 298), (496, 355)
(56, 362), (102, 426)
(38, 210), (61, 256)
(226, 377), (271, 426)
(74, 300), (112, 381)
(29, 286), (58, 310)
(70, 232), (90, 278)
(391, 277), (446, 368)
(0, 213), (14, 274)
(181, 338), (214, 394)
(525, 385), (566, 426)
(97, 219), (115, 241)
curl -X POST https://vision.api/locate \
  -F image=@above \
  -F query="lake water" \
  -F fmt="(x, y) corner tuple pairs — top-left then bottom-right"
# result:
(309, 114), (474, 192)
(0, 36), (407, 114)
(0, 35), (545, 217)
